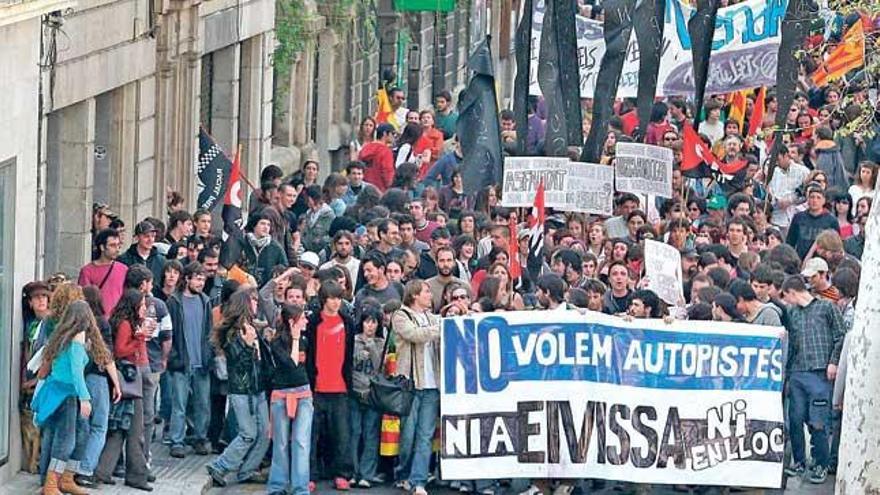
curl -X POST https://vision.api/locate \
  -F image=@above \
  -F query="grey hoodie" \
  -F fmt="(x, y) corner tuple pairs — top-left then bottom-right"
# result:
(351, 333), (385, 400)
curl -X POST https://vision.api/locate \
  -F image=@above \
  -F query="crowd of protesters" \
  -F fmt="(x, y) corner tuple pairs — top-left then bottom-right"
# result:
(18, 19), (878, 491)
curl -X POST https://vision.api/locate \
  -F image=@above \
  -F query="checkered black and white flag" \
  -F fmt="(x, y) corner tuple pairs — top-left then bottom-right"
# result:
(196, 127), (232, 211)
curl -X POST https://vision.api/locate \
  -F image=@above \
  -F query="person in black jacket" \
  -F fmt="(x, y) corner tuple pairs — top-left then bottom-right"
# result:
(304, 281), (355, 490)
(220, 211), (288, 287)
(205, 288), (270, 487)
(118, 220), (167, 285)
(267, 304), (314, 495)
(165, 261), (214, 458)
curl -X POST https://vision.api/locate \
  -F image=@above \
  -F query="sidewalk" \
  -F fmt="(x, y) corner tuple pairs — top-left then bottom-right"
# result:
(7, 439), (835, 495)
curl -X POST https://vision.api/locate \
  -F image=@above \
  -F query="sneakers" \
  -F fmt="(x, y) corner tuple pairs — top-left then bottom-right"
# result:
(413, 486), (428, 495)
(206, 464), (226, 487)
(395, 480), (413, 491)
(357, 479), (372, 488)
(784, 462), (806, 477)
(169, 445), (186, 458)
(334, 477), (351, 491)
(809, 465), (828, 484)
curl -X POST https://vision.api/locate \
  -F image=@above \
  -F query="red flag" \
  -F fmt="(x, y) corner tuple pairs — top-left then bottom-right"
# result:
(748, 87), (766, 137)
(222, 145), (243, 236)
(526, 180), (545, 281)
(508, 215), (522, 279)
(681, 123), (718, 174)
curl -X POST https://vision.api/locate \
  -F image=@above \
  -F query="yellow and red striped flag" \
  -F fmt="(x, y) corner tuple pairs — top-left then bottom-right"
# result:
(375, 86), (393, 124)
(748, 87), (766, 137)
(727, 90), (747, 134)
(812, 22), (866, 87)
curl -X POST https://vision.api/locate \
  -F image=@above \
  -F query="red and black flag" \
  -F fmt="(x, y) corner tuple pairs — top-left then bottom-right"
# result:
(222, 145), (244, 239)
(527, 179), (546, 282)
(682, 124), (747, 191)
(196, 127), (232, 211)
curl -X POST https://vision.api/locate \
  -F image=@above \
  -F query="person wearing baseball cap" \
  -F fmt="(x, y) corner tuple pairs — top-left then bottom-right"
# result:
(92, 202), (119, 235)
(118, 219), (167, 284)
(801, 257), (840, 303)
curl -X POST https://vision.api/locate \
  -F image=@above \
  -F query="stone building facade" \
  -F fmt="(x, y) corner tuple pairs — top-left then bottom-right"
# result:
(0, 0), (508, 480)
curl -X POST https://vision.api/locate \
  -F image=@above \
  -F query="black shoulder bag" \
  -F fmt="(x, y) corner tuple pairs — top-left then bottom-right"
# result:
(367, 312), (416, 416)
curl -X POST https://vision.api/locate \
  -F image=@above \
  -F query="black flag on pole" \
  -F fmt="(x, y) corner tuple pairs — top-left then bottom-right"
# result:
(581, 0), (637, 163)
(457, 37), (503, 196)
(538, 0), (582, 157)
(687, 0), (719, 127)
(633, 0), (666, 142)
(513, 0), (533, 156)
(767, 0), (816, 183)
(196, 127), (232, 211)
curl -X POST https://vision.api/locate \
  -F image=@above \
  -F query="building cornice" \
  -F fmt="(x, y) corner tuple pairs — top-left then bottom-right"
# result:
(0, 0), (77, 28)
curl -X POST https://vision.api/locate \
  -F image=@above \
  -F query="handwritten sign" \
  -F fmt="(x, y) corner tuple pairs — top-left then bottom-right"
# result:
(501, 158), (614, 215)
(644, 240), (685, 306)
(614, 143), (674, 198)
(528, 0), (787, 98)
(566, 162), (614, 215)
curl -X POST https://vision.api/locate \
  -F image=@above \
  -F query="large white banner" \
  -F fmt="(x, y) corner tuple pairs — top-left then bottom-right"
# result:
(501, 158), (614, 215)
(528, 0), (788, 98)
(440, 310), (785, 487)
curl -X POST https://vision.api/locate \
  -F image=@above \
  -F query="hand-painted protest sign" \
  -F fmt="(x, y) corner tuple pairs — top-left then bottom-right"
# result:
(644, 240), (685, 305)
(501, 158), (614, 215)
(614, 143), (674, 198)
(440, 310), (785, 486)
(528, 0), (788, 98)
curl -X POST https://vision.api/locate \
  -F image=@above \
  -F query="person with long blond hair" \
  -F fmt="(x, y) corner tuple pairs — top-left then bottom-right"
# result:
(31, 300), (113, 495)
(206, 288), (270, 487)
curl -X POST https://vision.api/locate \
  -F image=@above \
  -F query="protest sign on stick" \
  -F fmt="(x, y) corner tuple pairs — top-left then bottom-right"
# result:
(614, 143), (673, 198)
(644, 239), (685, 306)
(502, 158), (614, 215)
(440, 310), (785, 487)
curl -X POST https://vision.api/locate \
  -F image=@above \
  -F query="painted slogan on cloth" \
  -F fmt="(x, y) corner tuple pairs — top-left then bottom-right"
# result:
(440, 311), (785, 487)
(528, 0), (788, 98)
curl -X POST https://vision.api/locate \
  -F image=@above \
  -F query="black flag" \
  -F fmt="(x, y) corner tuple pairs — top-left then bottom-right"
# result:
(687, 0), (719, 127)
(581, 0), (637, 163)
(538, 0), (582, 157)
(457, 37), (503, 195)
(767, 0), (817, 182)
(633, 0), (666, 141)
(196, 127), (232, 211)
(513, 0), (533, 156)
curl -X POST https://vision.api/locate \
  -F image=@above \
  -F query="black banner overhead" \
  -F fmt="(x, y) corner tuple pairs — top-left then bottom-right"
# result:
(581, 0), (637, 163)
(633, 0), (666, 142)
(538, 0), (583, 157)
(513, 0), (533, 156)
(687, 0), (719, 127)
(767, 0), (817, 182)
(457, 37), (503, 196)
(196, 127), (231, 212)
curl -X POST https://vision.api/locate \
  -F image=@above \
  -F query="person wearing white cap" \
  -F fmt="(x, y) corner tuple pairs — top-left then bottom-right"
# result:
(801, 257), (840, 303)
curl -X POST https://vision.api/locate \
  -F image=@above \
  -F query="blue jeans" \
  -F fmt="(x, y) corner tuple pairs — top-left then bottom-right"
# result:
(396, 389), (439, 487)
(159, 371), (172, 421)
(168, 368), (211, 447)
(349, 398), (380, 481)
(42, 397), (78, 475)
(211, 393), (270, 482)
(268, 392), (314, 495)
(72, 374), (110, 476)
(788, 370), (832, 467)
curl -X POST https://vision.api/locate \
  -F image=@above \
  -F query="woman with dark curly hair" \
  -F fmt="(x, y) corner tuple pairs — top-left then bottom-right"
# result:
(206, 288), (270, 488)
(95, 289), (152, 490)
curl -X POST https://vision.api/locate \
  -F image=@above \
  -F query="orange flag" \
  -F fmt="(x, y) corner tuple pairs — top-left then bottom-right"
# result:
(812, 22), (865, 87)
(748, 87), (766, 137)
(375, 86), (393, 124)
